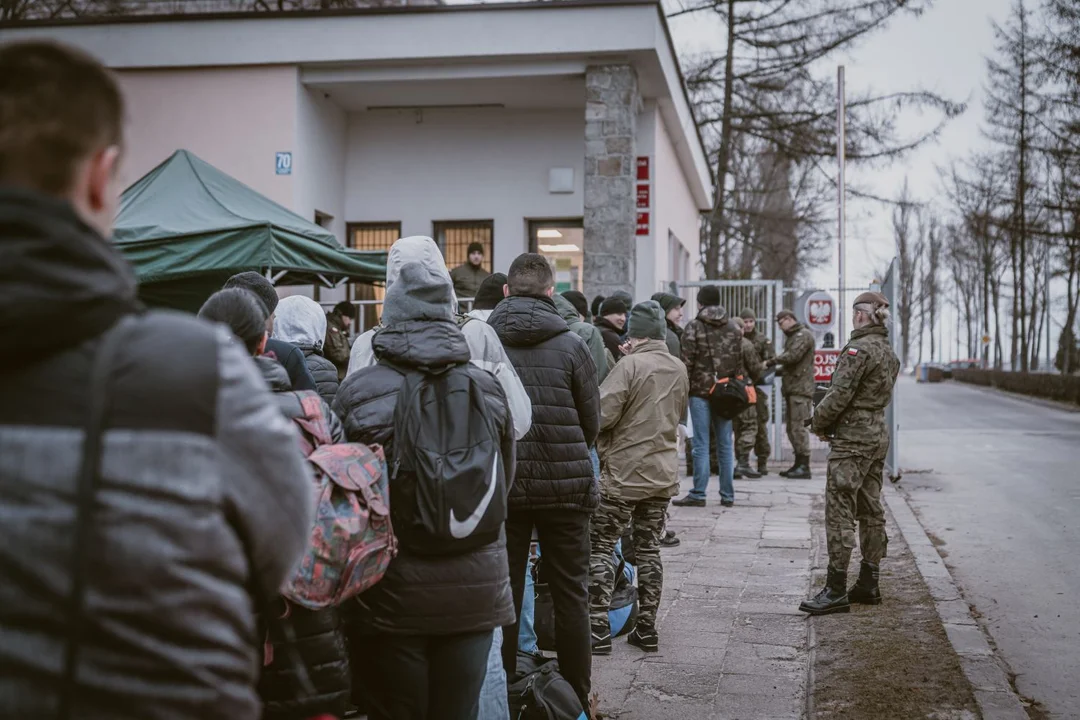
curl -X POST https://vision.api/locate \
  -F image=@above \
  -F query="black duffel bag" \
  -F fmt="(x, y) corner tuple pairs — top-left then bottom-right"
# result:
(508, 651), (586, 720)
(707, 374), (751, 419)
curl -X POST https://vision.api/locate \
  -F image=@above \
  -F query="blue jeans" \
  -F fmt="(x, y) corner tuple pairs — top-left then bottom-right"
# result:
(477, 626), (509, 719)
(519, 554), (538, 654)
(689, 396), (735, 502)
(590, 447), (600, 480)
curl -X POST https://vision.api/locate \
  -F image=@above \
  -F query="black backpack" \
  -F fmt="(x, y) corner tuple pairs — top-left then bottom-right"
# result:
(508, 652), (587, 720)
(389, 361), (506, 555)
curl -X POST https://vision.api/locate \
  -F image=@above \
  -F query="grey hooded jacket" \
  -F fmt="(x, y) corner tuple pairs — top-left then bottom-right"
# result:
(274, 294), (340, 407)
(0, 189), (314, 720)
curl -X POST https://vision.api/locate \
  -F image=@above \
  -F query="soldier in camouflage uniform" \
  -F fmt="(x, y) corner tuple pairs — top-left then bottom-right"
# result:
(733, 320), (766, 479)
(589, 302), (689, 654)
(799, 291), (900, 616)
(766, 309), (816, 479)
(734, 308), (774, 478)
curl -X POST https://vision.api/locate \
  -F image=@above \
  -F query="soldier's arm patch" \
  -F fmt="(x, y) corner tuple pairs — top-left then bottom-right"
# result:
(847, 348), (859, 356)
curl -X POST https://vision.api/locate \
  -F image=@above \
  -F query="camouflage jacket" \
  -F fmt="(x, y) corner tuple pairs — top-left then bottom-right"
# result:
(811, 325), (900, 454)
(744, 328), (775, 376)
(681, 306), (743, 398)
(740, 338), (765, 385)
(775, 323), (816, 398)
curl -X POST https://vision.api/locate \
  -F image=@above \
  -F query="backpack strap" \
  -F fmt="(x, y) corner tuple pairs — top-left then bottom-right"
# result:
(59, 316), (136, 719)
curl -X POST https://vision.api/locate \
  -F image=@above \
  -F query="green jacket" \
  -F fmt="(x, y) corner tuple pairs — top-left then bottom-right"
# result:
(597, 339), (689, 501)
(775, 322), (816, 398)
(811, 325), (900, 457)
(744, 328), (775, 381)
(553, 293), (609, 384)
(740, 337), (765, 385)
(450, 263), (490, 299)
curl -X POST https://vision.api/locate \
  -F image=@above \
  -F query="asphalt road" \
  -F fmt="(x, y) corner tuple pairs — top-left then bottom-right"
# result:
(896, 375), (1080, 718)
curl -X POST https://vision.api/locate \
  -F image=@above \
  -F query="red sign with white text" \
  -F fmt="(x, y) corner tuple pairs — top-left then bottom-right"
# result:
(636, 156), (650, 181)
(814, 349), (840, 383)
(636, 184), (650, 209)
(636, 212), (650, 236)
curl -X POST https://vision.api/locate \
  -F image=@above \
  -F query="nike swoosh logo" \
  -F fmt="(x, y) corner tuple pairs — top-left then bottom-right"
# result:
(449, 451), (499, 539)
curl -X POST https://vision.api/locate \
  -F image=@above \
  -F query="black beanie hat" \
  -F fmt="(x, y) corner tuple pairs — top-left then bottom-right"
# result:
(562, 290), (590, 319)
(467, 242), (484, 255)
(697, 285), (721, 308)
(472, 272), (507, 310)
(599, 297), (628, 317)
(591, 295), (606, 318)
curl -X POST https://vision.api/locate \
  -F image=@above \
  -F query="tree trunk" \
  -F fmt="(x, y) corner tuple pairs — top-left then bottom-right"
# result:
(705, 0), (737, 280)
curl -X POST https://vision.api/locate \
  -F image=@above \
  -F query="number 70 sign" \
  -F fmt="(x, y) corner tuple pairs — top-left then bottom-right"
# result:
(275, 152), (292, 175)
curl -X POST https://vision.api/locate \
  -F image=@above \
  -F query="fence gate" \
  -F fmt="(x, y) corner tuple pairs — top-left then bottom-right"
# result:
(879, 258), (902, 482)
(669, 279), (786, 461)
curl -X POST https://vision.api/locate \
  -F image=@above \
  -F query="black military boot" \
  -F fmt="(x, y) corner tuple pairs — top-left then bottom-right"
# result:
(786, 455), (812, 480)
(848, 561), (882, 605)
(799, 568), (851, 616)
(757, 457), (770, 476)
(735, 459), (761, 479)
(778, 460), (799, 477)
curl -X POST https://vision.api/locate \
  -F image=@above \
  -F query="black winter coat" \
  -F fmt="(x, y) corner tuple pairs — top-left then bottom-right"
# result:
(299, 346), (340, 408)
(488, 295), (601, 512)
(265, 337), (318, 392)
(332, 319), (517, 636)
(254, 357), (350, 720)
(594, 317), (625, 364)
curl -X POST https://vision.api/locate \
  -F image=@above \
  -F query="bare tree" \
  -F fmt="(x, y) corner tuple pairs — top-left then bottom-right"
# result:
(893, 179), (924, 368)
(674, 0), (963, 281)
(923, 212), (942, 362)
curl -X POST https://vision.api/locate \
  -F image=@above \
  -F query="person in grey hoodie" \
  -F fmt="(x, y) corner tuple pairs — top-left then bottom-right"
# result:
(347, 236), (531, 442)
(274, 294), (340, 407)
(0, 40), (313, 720)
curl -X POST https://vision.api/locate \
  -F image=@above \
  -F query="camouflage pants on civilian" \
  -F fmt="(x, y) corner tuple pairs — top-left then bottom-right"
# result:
(735, 391), (771, 465)
(785, 395), (813, 458)
(825, 451), (889, 573)
(588, 493), (668, 633)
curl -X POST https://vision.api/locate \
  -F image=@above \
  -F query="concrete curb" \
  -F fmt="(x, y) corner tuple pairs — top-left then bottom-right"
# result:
(883, 486), (1029, 720)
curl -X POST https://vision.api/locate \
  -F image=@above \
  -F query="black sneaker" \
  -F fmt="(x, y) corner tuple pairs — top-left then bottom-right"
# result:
(720, 499), (734, 508)
(627, 626), (659, 652)
(660, 530), (680, 548)
(672, 495), (706, 507)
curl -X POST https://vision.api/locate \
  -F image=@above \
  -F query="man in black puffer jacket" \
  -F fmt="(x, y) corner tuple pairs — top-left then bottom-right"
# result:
(333, 261), (516, 720)
(487, 253), (601, 711)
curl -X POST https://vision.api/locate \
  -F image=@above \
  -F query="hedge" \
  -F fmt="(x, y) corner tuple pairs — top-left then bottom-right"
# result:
(952, 368), (1080, 406)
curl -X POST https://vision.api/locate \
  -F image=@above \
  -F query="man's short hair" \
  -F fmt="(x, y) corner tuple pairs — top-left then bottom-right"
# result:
(506, 253), (553, 296)
(332, 301), (357, 320)
(0, 41), (124, 195)
(224, 271), (279, 316)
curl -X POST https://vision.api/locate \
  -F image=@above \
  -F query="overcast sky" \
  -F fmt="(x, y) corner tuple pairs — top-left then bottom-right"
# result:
(667, 0), (1015, 290)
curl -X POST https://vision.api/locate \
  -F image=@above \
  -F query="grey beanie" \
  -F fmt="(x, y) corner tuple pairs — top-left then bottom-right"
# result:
(611, 289), (634, 309)
(381, 261), (454, 326)
(627, 300), (668, 341)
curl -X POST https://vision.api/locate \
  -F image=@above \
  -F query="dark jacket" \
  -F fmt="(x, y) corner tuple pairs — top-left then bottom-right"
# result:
(489, 295), (602, 512)
(266, 337), (319, 392)
(665, 319), (684, 358)
(594, 316), (626, 365)
(0, 189), (314, 720)
(324, 311), (352, 377)
(450, 262), (491, 299)
(775, 322), (816, 398)
(254, 357), (350, 720)
(300, 347), (340, 408)
(681, 306), (743, 398)
(333, 320), (516, 635)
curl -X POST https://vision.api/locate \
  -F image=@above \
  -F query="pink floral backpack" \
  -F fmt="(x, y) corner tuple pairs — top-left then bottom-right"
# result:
(282, 393), (396, 609)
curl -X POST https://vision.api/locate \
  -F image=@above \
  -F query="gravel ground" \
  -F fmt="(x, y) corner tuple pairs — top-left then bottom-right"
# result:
(810, 497), (981, 720)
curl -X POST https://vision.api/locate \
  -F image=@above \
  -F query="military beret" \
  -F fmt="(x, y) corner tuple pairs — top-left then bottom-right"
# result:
(853, 291), (889, 308)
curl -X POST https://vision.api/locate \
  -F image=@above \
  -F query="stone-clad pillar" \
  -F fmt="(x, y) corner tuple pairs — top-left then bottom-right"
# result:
(583, 64), (640, 301)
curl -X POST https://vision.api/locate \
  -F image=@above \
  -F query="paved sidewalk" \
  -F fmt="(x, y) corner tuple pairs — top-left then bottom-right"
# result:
(592, 473), (820, 720)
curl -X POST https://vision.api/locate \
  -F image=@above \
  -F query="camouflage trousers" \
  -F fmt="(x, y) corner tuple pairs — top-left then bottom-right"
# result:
(588, 493), (668, 632)
(735, 390), (771, 464)
(785, 395), (812, 458)
(825, 451), (889, 573)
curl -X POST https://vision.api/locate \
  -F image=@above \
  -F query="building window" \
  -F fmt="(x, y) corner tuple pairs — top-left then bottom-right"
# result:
(529, 219), (585, 294)
(347, 222), (401, 252)
(668, 230), (691, 286)
(434, 220), (493, 272)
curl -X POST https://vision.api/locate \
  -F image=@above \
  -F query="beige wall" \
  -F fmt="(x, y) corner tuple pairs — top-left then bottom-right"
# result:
(116, 66), (299, 208)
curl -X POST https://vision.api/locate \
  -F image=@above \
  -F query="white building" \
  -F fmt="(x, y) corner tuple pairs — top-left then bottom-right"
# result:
(8, 0), (712, 305)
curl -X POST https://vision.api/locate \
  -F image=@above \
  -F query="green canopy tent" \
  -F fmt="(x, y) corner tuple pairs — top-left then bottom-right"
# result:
(114, 149), (386, 312)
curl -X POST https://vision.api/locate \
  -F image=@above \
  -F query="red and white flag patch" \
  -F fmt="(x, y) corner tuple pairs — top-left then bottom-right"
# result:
(847, 348), (859, 356)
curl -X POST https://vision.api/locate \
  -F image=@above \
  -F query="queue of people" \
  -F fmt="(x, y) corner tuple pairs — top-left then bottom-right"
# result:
(0, 38), (900, 720)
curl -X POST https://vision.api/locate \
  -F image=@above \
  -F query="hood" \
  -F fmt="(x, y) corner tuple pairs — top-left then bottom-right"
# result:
(385, 235), (457, 309)
(628, 338), (670, 356)
(0, 189), (141, 371)
(274, 295), (327, 351)
(372, 319), (470, 371)
(467, 308), (493, 322)
(552, 293), (583, 324)
(487, 295), (569, 348)
(254, 354), (293, 392)
(382, 261), (455, 326)
(697, 305), (729, 327)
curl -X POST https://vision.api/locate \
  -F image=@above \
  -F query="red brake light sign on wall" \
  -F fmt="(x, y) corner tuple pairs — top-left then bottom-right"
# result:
(636, 157), (650, 236)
